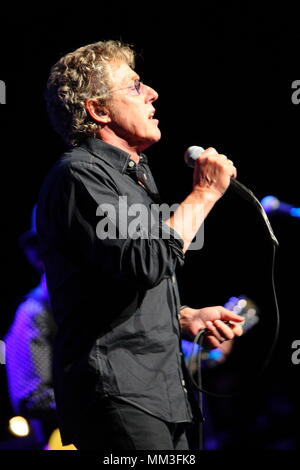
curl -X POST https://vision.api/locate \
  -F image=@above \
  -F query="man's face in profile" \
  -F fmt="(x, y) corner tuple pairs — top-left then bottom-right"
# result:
(104, 61), (161, 151)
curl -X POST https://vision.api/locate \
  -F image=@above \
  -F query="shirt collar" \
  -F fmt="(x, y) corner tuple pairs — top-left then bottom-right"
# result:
(81, 137), (148, 173)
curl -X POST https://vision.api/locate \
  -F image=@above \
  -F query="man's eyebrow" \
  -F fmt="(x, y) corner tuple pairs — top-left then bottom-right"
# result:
(125, 74), (140, 84)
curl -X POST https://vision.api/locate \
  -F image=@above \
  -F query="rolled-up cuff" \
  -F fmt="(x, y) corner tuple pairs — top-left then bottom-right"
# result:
(160, 223), (185, 267)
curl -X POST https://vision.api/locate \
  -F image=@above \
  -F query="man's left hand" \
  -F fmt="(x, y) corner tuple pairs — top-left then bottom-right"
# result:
(179, 306), (244, 349)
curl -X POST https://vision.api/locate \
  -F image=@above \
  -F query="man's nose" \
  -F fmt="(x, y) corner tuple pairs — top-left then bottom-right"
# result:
(144, 84), (158, 102)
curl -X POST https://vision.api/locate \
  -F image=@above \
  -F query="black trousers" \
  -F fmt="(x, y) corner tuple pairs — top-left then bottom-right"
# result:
(73, 397), (190, 450)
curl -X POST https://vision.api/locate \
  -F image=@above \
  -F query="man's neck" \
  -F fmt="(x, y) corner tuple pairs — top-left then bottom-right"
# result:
(97, 132), (141, 164)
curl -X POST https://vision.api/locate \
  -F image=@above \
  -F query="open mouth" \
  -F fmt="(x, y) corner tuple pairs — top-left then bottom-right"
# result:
(149, 111), (158, 123)
(149, 109), (156, 119)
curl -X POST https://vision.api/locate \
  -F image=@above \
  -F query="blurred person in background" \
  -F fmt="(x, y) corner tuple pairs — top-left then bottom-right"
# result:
(4, 206), (58, 448)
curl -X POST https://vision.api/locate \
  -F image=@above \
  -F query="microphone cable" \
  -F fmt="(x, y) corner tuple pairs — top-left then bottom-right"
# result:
(188, 243), (279, 399)
(186, 179), (280, 448)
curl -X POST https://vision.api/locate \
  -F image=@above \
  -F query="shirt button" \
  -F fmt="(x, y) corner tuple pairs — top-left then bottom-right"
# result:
(171, 274), (176, 283)
(128, 161), (135, 167)
(181, 379), (185, 386)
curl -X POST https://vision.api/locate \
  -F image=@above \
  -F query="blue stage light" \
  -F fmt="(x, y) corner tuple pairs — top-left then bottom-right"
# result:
(261, 195), (300, 218)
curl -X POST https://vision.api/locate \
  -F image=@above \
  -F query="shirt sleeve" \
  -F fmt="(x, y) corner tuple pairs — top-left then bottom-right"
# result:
(61, 161), (185, 289)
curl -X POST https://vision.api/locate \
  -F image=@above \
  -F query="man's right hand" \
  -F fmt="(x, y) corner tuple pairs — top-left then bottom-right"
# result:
(192, 147), (237, 201)
(165, 147), (237, 252)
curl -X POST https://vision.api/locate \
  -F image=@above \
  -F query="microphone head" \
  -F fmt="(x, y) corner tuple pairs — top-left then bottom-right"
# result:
(184, 145), (205, 168)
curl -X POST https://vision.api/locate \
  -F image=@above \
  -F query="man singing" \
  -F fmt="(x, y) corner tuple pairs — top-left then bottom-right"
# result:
(37, 40), (243, 450)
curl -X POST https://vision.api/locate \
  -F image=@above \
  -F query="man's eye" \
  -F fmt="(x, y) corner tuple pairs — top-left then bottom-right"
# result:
(133, 79), (141, 93)
(134, 79), (141, 92)
(127, 79), (142, 95)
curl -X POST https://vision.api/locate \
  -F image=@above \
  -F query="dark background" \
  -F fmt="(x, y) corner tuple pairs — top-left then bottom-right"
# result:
(0, 4), (300, 450)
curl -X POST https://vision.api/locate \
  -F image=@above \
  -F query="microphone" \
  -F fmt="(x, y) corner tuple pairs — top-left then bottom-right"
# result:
(184, 146), (279, 246)
(184, 145), (249, 199)
(261, 195), (300, 218)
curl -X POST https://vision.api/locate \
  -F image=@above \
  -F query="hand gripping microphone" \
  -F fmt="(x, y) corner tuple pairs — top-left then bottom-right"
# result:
(184, 145), (279, 247)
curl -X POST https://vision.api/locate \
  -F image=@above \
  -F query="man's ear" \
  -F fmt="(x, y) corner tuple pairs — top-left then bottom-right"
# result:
(85, 98), (111, 124)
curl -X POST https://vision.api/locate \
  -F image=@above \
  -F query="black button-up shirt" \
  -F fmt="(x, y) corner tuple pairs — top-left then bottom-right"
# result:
(37, 137), (197, 445)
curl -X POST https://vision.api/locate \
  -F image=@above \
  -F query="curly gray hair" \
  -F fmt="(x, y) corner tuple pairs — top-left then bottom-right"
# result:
(46, 40), (135, 146)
